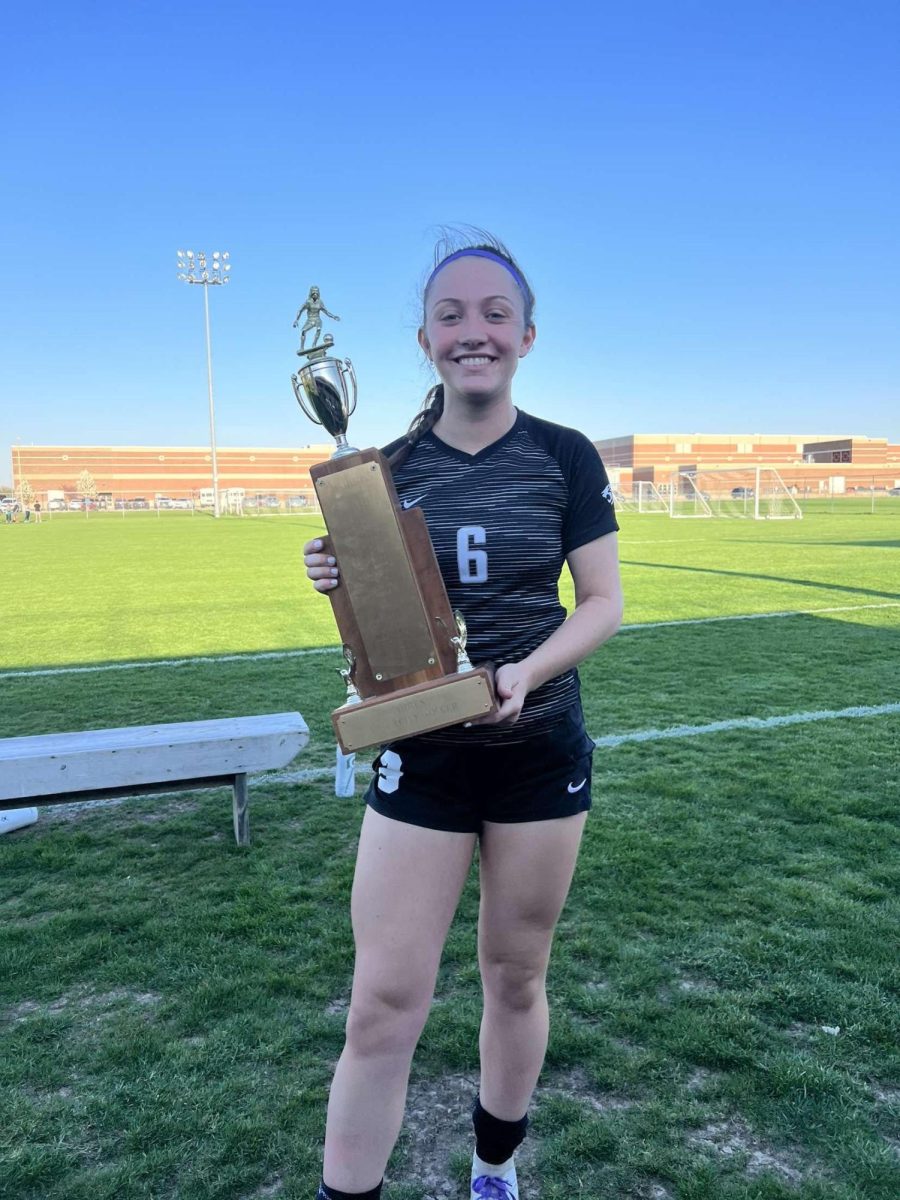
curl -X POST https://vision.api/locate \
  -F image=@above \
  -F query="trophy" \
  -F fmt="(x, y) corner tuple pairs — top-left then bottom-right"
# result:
(291, 293), (496, 753)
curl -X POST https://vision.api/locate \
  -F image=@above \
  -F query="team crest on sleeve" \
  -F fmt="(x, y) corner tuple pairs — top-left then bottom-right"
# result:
(601, 483), (614, 505)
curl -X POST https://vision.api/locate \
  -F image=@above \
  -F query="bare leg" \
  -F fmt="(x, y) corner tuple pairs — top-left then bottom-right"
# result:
(477, 813), (587, 1119)
(323, 808), (477, 1193)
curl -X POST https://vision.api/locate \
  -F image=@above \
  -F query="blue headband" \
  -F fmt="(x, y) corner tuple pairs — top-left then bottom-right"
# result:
(426, 248), (531, 308)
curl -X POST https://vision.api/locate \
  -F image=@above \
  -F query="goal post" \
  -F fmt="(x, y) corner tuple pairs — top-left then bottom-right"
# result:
(636, 481), (669, 513)
(670, 471), (713, 518)
(681, 466), (802, 519)
(753, 466), (803, 520)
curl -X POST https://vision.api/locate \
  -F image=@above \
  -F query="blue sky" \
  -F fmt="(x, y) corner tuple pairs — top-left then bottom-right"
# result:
(2, 1), (898, 477)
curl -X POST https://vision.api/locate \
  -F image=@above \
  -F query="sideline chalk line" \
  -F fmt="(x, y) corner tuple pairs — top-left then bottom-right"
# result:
(40, 700), (900, 817)
(3, 602), (899, 681)
(590, 702), (900, 748)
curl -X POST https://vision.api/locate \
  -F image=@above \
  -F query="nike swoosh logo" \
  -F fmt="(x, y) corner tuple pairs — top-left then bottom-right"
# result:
(401, 494), (427, 509)
(567, 779), (587, 793)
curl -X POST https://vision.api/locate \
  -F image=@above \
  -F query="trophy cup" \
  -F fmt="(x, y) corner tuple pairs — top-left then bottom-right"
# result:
(291, 296), (496, 753)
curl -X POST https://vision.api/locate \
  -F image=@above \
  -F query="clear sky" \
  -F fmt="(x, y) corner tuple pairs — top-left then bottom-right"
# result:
(2, 1), (898, 477)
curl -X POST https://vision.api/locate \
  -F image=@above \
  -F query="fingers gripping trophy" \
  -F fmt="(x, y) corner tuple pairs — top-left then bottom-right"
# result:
(291, 292), (497, 753)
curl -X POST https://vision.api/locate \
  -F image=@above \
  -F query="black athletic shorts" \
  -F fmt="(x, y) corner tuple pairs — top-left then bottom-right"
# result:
(364, 704), (594, 834)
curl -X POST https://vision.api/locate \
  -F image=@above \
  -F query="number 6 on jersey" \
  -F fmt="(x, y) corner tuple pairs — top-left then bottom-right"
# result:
(457, 525), (488, 583)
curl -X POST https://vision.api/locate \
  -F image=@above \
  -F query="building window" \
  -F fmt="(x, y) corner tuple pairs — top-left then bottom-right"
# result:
(159, 455), (165, 461)
(796, 443), (804, 453)
(205, 455), (211, 462)
(292, 456), (298, 462)
(61, 454), (69, 461)
(675, 441), (692, 453)
(737, 442), (753, 454)
(249, 455), (256, 462)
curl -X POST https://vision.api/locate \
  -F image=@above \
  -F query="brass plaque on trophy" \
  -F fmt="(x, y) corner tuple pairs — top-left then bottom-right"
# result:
(291, 294), (496, 753)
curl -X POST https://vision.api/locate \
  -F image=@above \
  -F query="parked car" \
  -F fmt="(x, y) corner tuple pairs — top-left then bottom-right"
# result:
(731, 487), (755, 499)
(889, 487), (900, 496)
(48, 498), (67, 511)
(173, 499), (193, 509)
(286, 496), (309, 509)
(262, 496), (281, 508)
(0, 496), (17, 513)
(68, 499), (82, 510)
(156, 497), (175, 509)
(130, 498), (149, 509)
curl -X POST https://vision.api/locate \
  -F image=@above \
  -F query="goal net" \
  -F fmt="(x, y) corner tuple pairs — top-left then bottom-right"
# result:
(684, 467), (802, 520)
(669, 472), (713, 518)
(636, 481), (669, 513)
(608, 481), (669, 514)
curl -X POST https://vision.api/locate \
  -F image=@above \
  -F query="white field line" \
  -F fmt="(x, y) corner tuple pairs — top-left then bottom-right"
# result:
(266, 703), (900, 785)
(591, 702), (900, 748)
(2, 601), (898, 682)
(40, 701), (900, 816)
(618, 601), (900, 634)
(0, 646), (336, 680)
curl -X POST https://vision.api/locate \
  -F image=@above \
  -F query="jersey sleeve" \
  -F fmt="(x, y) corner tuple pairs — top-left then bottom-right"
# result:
(560, 434), (619, 554)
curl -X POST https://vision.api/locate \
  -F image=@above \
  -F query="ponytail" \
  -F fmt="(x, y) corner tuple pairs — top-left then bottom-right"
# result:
(387, 383), (444, 470)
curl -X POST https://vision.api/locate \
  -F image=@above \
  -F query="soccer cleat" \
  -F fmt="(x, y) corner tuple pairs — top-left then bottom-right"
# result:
(471, 1160), (519, 1199)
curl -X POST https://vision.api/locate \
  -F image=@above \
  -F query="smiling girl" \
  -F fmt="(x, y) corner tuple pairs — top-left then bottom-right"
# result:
(304, 230), (623, 1200)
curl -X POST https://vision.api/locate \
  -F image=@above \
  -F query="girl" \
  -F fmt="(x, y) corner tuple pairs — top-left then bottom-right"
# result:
(304, 231), (623, 1200)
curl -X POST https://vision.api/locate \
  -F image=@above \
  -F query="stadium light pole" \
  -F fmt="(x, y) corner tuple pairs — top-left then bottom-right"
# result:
(176, 249), (231, 518)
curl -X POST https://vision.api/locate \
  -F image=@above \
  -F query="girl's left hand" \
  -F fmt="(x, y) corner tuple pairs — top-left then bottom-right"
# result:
(471, 662), (531, 727)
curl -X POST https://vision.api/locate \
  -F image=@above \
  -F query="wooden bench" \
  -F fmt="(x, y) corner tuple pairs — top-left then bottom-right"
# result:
(0, 712), (309, 847)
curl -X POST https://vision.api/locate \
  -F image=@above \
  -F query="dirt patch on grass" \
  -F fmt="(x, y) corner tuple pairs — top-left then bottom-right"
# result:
(390, 1064), (638, 1198)
(540, 1066), (635, 1113)
(3, 985), (161, 1025)
(584, 978), (609, 992)
(675, 973), (716, 993)
(392, 1071), (539, 1199)
(241, 1178), (283, 1198)
(687, 1117), (818, 1185)
(42, 795), (201, 824)
(43, 796), (125, 820)
(686, 1067), (720, 1092)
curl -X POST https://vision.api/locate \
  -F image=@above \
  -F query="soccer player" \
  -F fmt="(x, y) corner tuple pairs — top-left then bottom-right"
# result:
(303, 230), (623, 1200)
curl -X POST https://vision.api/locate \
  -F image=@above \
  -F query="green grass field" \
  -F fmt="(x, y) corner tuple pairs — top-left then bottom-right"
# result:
(1, 507), (899, 1200)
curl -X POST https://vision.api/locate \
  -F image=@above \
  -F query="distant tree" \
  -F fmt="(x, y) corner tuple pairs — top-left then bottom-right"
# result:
(77, 469), (98, 500)
(20, 478), (35, 506)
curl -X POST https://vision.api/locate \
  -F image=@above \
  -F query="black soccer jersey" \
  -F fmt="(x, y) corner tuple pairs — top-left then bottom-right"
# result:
(383, 408), (618, 742)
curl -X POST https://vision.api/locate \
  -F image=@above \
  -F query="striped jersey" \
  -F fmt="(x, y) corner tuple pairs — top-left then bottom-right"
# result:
(383, 408), (618, 743)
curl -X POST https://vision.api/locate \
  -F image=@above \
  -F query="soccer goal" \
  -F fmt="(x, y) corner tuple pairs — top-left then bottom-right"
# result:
(607, 481), (669, 514)
(635, 481), (669, 514)
(610, 485), (639, 513)
(685, 467), (803, 520)
(669, 472), (713, 518)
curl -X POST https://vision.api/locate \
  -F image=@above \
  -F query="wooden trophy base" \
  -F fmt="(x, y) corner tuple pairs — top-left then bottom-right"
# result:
(333, 667), (494, 753)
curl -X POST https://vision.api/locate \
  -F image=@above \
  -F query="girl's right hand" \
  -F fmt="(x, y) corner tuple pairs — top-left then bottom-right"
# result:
(303, 536), (340, 593)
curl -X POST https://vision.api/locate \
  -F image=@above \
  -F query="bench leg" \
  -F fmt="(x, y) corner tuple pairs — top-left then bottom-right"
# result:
(232, 773), (250, 847)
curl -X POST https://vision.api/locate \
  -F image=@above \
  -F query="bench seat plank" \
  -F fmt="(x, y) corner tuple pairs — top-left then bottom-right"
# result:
(0, 713), (309, 803)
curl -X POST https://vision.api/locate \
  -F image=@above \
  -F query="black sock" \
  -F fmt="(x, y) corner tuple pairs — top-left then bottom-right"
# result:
(472, 1097), (529, 1165)
(317, 1182), (383, 1200)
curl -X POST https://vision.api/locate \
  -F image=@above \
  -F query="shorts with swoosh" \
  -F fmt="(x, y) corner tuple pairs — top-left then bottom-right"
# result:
(364, 704), (594, 833)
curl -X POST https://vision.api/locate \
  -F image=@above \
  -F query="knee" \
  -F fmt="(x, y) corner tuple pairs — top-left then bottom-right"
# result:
(481, 954), (547, 1012)
(345, 980), (431, 1058)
